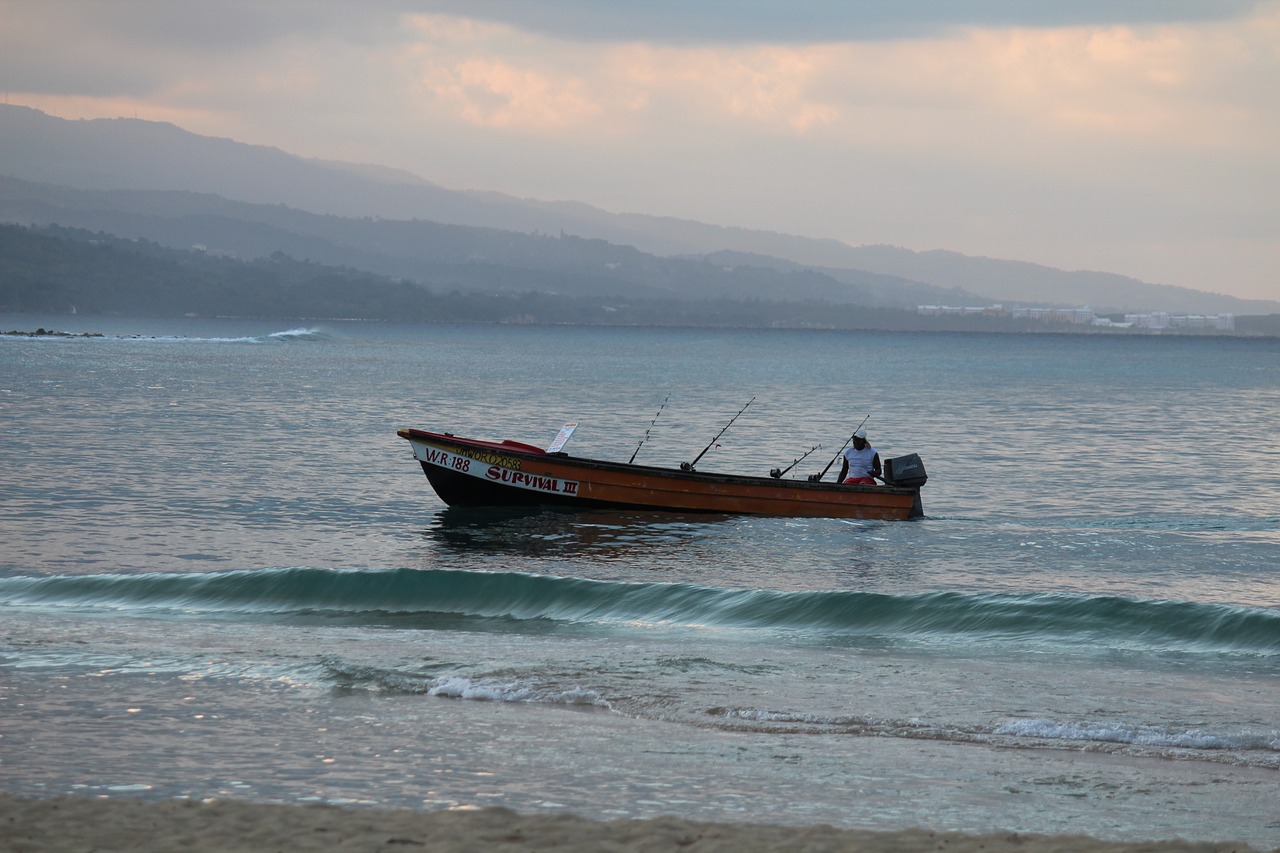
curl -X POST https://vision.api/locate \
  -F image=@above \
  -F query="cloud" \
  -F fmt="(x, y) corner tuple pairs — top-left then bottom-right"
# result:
(426, 57), (602, 130)
(403, 0), (1267, 43)
(391, 8), (1276, 160)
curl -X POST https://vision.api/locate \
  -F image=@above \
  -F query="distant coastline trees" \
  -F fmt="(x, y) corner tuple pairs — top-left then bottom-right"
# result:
(1, 224), (1274, 336)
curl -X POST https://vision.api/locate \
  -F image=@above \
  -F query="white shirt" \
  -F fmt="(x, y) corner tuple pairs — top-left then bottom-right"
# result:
(842, 444), (878, 479)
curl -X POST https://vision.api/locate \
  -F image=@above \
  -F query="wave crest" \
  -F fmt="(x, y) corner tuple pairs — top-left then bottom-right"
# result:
(2, 567), (1277, 657)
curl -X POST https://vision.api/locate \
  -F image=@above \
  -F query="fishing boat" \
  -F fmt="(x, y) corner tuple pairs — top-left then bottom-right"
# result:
(397, 426), (927, 520)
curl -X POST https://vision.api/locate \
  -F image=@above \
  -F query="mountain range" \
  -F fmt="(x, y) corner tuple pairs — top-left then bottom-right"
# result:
(1, 103), (1276, 317)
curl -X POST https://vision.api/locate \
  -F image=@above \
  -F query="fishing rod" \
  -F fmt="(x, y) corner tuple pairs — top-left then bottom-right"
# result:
(808, 414), (869, 482)
(629, 396), (669, 464)
(681, 397), (754, 472)
(770, 443), (820, 479)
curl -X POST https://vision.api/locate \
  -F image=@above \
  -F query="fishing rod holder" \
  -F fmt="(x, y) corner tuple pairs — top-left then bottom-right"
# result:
(772, 443), (819, 480)
(684, 397), (754, 474)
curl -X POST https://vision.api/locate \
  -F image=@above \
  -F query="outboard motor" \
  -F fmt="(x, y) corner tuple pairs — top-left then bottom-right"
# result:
(882, 453), (927, 488)
(882, 453), (927, 518)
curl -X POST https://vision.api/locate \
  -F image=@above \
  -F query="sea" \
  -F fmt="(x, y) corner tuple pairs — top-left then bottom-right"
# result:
(1, 316), (1278, 847)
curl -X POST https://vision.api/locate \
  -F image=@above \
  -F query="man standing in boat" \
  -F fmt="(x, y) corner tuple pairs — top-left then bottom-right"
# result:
(839, 426), (881, 485)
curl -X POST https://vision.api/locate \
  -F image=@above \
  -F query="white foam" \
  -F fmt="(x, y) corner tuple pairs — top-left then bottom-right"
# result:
(428, 676), (529, 702)
(266, 327), (323, 341)
(427, 676), (608, 708)
(994, 718), (1280, 752)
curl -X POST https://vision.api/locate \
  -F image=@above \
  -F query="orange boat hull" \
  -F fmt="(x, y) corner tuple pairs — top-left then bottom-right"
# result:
(398, 429), (923, 520)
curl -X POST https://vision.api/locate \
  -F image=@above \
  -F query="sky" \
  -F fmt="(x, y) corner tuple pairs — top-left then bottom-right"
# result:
(2, 0), (1278, 301)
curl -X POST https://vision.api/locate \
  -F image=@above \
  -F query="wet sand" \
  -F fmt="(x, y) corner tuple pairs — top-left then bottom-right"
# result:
(0, 794), (1266, 852)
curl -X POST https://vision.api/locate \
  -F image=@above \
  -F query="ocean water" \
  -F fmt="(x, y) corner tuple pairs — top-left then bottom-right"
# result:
(1, 317), (1278, 846)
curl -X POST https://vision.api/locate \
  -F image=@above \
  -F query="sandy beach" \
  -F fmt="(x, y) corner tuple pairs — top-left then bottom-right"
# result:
(0, 794), (1267, 853)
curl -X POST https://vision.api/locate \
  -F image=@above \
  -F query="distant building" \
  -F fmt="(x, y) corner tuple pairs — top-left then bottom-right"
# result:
(1125, 312), (1170, 329)
(1125, 312), (1234, 331)
(918, 304), (1235, 333)
(918, 304), (1098, 323)
(917, 304), (1004, 316)
(1008, 306), (1096, 324)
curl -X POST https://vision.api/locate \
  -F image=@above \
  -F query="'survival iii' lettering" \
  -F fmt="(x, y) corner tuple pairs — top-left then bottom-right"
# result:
(486, 467), (578, 494)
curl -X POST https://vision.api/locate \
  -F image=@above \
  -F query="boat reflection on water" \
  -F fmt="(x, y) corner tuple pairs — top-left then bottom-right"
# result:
(420, 505), (739, 564)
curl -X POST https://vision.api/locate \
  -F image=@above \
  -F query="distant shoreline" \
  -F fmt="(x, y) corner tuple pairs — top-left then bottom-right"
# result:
(4, 223), (1277, 338)
(2, 328), (104, 338)
(3, 321), (1276, 341)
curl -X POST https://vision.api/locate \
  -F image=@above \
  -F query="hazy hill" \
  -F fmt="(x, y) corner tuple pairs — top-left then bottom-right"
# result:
(0, 176), (979, 308)
(828, 245), (1272, 317)
(1, 104), (1276, 315)
(2, 223), (996, 332)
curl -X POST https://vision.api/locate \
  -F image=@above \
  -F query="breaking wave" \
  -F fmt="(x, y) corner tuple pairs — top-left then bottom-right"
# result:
(2, 567), (1277, 658)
